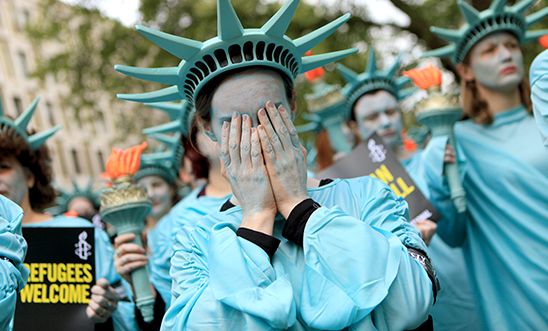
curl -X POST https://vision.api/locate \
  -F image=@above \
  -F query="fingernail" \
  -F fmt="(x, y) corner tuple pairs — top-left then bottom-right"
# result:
(243, 114), (249, 121)
(258, 108), (265, 116)
(266, 101), (273, 108)
(223, 121), (228, 128)
(233, 112), (239, 119)
(279, 106), (286, 113)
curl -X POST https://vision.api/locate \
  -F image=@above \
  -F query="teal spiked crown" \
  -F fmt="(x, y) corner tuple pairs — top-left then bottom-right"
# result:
(143, 101), (194, 137)
(337, 49), (413, 118)
(0, 97), (61, 150)
(56, 179), (100, 213)
(116, 0), (357, 106)
(424, 0), (548, 64)
(134, 134), (183, 184)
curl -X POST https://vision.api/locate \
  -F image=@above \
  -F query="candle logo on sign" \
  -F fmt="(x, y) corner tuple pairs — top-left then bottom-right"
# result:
(368, 138), (386, 163)
(74, 231), (92, 261)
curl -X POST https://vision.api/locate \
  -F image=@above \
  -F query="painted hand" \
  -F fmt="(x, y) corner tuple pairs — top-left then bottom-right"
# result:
(221, 112), (277, 235)
(444, 144), (456, 164)
(114, 233), (148, 284)
(86, 278), (119, 323)
(415, 219), (437, 246)
(258, 101), (309, 219)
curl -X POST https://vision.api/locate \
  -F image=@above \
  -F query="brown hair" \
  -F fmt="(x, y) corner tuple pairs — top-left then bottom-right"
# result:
(460, 56), (532, 125)
(194, 66), (295, 125)
(0, 124), (56, 211)
(315, 130), (335, 170)
(181, 124), (210, 180)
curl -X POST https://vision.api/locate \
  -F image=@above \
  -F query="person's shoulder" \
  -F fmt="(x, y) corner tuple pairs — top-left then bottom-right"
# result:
(0, 195), (23, 222)
(335, 176), (394, 195)
(530, 49), (548, 86)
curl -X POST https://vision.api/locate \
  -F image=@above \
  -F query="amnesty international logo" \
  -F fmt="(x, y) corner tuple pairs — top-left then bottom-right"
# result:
(368, 138), (386, 163)
(74, 231), (92, 261)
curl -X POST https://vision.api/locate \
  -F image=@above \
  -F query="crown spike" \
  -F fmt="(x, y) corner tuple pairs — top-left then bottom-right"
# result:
(366, 49), (377, 75)
(28, 125), (61, 150)
(336, 63), (359, 84)
(217, 0), (244, 41)
(15, 97), (40, 132)
(458, 0), (481, 25)
(294, 13), (351, 55)
(386, 55), (402, 78)
(144, 102), (182, 121)
(421, 44), (457, 59)
(136, 25), (202, 60)
(396, 76), (411, 87)
(431, 27), (463, 43)
(300, 48), (357, 73)
(490, 0), (508, 15)
(149, 133), (180, 147)
(526, 7), (548, 27)
(398, 87), (415, 100)
(296, 122), (320, 134)
(524, 30), (548, 43)
(117, 86), (180, 103)
(115, 65), (180, 85)
(262, 0), (300, 37)
(511, 0), (535, 15)
(143, 120), (182, 135)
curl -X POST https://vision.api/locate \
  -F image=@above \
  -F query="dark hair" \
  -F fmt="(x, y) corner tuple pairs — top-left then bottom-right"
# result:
(194, 66), (295, 125)
(349, 88), (396, 122)
(181, 125), (210, 180)
(0, 124), (56, 211)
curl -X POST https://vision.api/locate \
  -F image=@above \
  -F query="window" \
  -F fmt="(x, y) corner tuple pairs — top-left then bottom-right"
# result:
(17, 51), (28, 77)
(13, 97), (22, 115)
(71, 149), (81, 174)
(45, 101), (55, 125)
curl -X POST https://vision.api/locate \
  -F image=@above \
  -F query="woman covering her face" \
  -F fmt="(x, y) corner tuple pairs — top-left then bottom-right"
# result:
(116, 1), (437, 330)
(421, 0), (548, 329)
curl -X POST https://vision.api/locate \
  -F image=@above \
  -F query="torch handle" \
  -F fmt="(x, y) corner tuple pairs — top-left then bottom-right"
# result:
(128, 232), (155, 323)
(445, 134), (467, 213)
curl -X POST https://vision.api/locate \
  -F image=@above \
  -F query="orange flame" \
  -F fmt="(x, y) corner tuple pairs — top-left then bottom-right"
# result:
(403, 65), (443, 90)
(401, 130), (417, 152)
(102, 142), (148, 180)
(540, 35), (548, 49)
(304, 51), (325, 81)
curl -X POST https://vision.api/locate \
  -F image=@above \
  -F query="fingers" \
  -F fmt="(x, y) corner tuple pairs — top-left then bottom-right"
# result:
(258, 125), (275, 166)
(240, 114), (252, 166)
(91, 284), (119, 303)
(228, 112), (242, 165)
(265, 101), (292, 149)
(114, 233), (136, 249)
(115, 253), (148, 276)
(220, 120), (231, 168)
(250, 128), (264, 169)
(115, 242), (145, 258)
(444, 144), (456, 163)
(278, 105), (300, 148)
(258, 107), (283, 155)
(88, 297), (114, 321)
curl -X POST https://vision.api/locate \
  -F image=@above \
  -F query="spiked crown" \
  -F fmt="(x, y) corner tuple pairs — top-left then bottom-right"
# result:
(115, 0), (357, 106)
(424, 0), (548, 64)
(134, 133), (183, 184)
(0, 97), (61, 150)
(56, 179), (100, 213)
(142, 101), (194, 137)
(337, 50), (413, 118)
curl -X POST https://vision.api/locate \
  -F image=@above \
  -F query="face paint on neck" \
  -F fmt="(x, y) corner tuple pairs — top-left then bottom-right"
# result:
(352, 90), (402, 148)
(0, 157), (29, 205)
(470, 32), (524, 93)
(137, 175), (173, 220)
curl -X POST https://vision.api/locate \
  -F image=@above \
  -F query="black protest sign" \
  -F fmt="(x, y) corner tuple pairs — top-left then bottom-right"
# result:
(318, 132), (440, 223)
(14, 227), (95, 331)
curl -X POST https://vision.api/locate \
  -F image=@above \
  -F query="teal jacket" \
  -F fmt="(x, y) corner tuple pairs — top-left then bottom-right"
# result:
(162, 177), (433, 330)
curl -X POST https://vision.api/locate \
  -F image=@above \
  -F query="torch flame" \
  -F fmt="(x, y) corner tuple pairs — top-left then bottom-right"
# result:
(304, 51), (325, 82)
(403, 65), (443, 90)
(103, 142), (148, 180)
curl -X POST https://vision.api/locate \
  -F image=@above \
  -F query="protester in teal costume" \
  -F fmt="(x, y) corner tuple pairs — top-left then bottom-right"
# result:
(52, 179), (100, 221)
(116, 0), (437, 329)
(530, 49), (548, 145)
(422, 0), (548, 329)
(336, 50), (481, 331)
(0, 98), (136, 330)
(0, 195), (28, 330)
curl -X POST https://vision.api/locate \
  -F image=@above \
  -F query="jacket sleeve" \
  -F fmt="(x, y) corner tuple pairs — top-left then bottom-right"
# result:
(297, 179), (433, 330)
(162, 220), (296, 331)
(0, 197), (28, 330)
(422, 136), (470, 247)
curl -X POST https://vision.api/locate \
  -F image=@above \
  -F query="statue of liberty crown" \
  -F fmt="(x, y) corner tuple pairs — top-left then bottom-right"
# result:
(115, 0), (357, 106)
(142, 101), (194, 137)
(423, 0), (548, 63)
(56, 179), (100, 213)
(337, 49), (414, 118)
(0, 97), (61, 150)
(134, 133), (183, 184)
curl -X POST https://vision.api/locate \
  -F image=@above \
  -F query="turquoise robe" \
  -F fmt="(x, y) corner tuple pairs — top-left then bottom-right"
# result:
(147, 185), (229, 306)
(530, 49), (548, 146)
(24, 215), (138, 331)
(0, 195), (29, 330)
(403, 153), (481, 331)
(162, 177), (434, 330)
(422, 106), (548, 330)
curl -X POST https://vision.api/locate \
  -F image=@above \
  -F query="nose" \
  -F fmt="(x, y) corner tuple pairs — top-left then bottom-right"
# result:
(498, 45), (512, 62)
(379, 113), (390, 128)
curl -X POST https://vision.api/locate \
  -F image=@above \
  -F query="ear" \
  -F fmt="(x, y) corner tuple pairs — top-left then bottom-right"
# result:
(24, 168), (35, 189)
(456, 63), (475, 83)
(347, 120), (359, 137)
(197, 118), (217, 142)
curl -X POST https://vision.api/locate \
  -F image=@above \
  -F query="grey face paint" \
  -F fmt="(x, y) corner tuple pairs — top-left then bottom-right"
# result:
(470, 32), (524, 93)
(353, 90), (402, 148)
(0, 158), (29, 205)
(137, 175), (173, 220)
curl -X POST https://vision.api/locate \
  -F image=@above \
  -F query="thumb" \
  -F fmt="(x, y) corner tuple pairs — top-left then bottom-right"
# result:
(96, 278), (110, 289)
